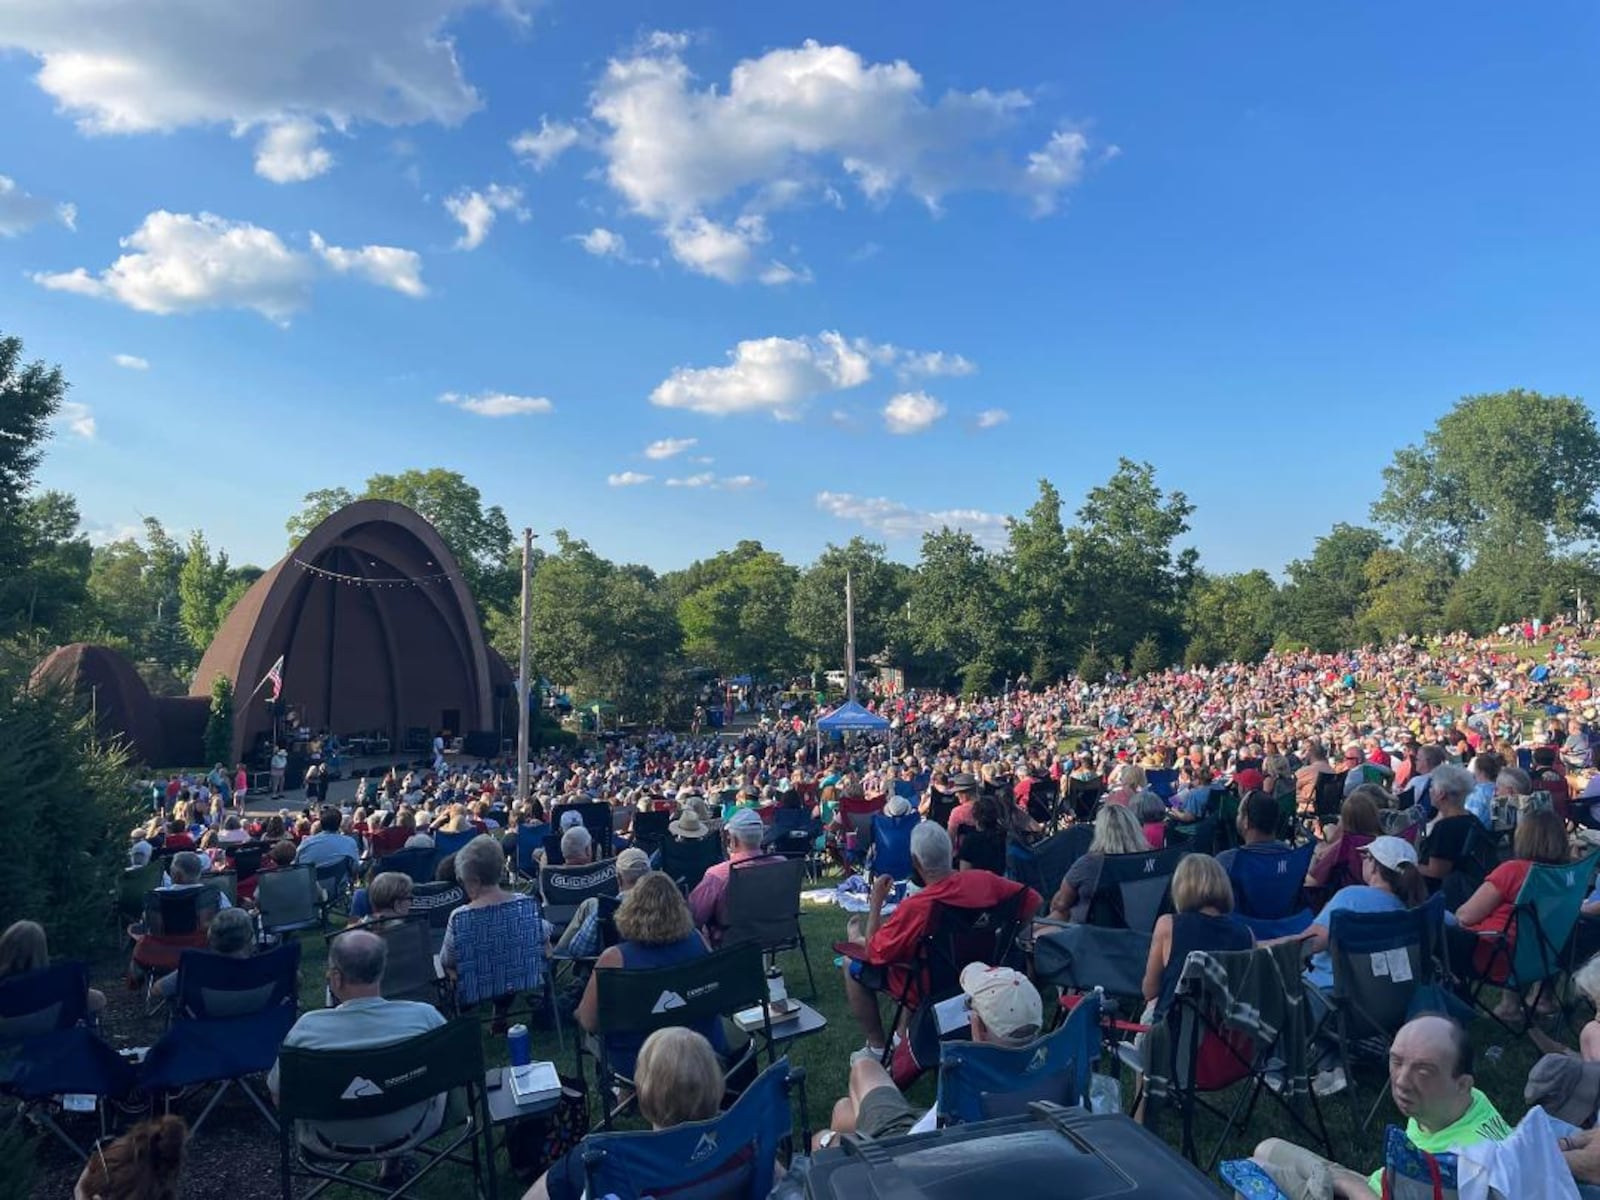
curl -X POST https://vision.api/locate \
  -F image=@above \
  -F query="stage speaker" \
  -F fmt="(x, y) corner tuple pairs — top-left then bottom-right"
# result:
(462, 730), (499, 759)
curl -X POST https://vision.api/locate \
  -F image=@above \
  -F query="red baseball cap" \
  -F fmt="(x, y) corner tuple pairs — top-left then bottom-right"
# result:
(1234, 767), (1264, 792)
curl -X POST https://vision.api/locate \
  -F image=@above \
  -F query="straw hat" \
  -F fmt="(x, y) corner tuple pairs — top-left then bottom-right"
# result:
(669, 809), (710, 839)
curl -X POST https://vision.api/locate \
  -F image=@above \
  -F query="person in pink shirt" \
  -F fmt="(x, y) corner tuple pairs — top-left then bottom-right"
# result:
(686, 808), (783, 946)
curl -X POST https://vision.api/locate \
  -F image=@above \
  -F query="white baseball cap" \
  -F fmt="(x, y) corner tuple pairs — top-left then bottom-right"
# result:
(959, 963), (1042, 1043)
(1362, 835), (1418, 871)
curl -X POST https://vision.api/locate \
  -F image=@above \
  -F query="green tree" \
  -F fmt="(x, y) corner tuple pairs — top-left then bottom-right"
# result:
(177, 530), (231, 654)
(0, 332), (65, 592)
(1183, 570), (1280, 665)
(670, 541), (800, 678)
(203, 674), (234, 765)
(1358, 549), (1455, 642)
(1067, 459), (1196, 664)
(905, 528), (1014, 692)
(1076, 643), (1110, 683)
(1373, 389), (1600, 558)
(1005, 480), (1074, 681)
(1278, 523), (1388, 650)
(528, 532), (681, 720)
(788, 538), (909, 675)
(0, 490), (91, 645)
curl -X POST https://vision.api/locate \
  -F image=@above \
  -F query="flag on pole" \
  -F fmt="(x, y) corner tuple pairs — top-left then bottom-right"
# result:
(261, 654), (284, 701)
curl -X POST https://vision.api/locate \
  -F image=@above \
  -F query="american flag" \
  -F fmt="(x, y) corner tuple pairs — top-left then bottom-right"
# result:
(261, 654), (284, 701)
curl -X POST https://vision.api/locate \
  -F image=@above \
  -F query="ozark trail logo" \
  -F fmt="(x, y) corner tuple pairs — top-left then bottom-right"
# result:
(340, 1076), (383, 1100)
(1027, 1048), (1049, 1073)
(690, 1131), (719, 1162)
(652, 990), (687, 1014)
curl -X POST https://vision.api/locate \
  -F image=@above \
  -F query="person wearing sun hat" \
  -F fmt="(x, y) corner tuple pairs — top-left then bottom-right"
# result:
(816, 963), (1043, 1147)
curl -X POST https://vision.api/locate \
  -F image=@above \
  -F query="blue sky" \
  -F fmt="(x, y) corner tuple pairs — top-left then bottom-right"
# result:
(3, 2), (1599, 576)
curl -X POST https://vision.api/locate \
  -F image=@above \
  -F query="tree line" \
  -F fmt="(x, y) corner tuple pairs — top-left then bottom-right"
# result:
(6, 325), (1600, 720)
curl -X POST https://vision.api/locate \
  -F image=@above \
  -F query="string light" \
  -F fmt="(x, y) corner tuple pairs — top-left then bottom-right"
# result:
(291, 557), (456, 588)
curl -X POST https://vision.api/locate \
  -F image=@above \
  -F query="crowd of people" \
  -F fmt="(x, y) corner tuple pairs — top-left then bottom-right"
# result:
(15, 625), (1600, 1197)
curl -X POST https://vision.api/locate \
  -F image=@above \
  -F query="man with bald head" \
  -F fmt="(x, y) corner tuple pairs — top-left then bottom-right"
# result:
(1252, 1014), (1510, 1197)
(270, 929), (448, 1181)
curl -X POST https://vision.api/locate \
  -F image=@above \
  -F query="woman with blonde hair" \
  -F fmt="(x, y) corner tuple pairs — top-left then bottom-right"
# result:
(575, 872), (727, 1077)
(1140, 856), (1252, 1023)
(1105, 763), (1147, 808)
(1048, 804), (1149, 922)
(0, 920), (106, 1016)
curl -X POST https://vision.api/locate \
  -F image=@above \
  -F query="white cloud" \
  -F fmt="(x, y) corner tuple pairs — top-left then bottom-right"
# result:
(574, 227), (627, 258)
(444, 183), (528, 250)
(34, 210), (315, 320)
(720, 474), (759, 490)
(567, 36), (1103, 279)
(253, 117), (334, 183)
(439, 391), (553, 417)
(650, 331), (872, 418)
(111, 353), (149, 370)
(665, 472), (715, 488)
(644, 436), (697, 460)
(0, 2), (524, 176)
(883, 390), (946, 435)
(57, 400), (96, 438)
(0, 173), (75, 236)
(975, 408), (1009, 429)
(82, 519), (143, 546)
(817, 491), (1009, 550)
(607, 471), (653, 487)
(897, 350), (976, 379)
(510, 117), (581, 168)
(310, 232), (427, 297)
(758, 259), (812, 287)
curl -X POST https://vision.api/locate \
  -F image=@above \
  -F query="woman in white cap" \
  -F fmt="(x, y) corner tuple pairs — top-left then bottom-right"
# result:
(1301, 835), (1428, 995)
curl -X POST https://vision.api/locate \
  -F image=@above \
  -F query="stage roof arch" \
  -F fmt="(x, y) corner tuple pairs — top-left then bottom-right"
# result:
(192, 499), (495, 763)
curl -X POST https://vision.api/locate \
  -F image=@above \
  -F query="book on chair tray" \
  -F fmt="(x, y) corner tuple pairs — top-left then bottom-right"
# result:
(508, 1061), (561, 1106)
(732, 998), (802, 1031)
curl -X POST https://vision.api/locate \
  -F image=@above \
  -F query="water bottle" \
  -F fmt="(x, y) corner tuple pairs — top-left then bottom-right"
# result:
(507, 1023), (531, 1067)
(766, 964), (788, 1011)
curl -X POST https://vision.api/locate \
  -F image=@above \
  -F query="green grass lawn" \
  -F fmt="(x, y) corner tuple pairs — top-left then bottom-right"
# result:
(269, 881), (1563, 1198)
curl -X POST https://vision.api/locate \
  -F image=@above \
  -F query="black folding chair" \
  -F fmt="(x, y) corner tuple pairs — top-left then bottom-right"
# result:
(331, 917), (442, 1006)
(586, 942), (770, 1129)
(1010, 825), (1093, 905)
(550, 802), (615, 857)
(629, 810), (671, 855)
(374, 846), (435, 885)
(658, 836), (724, 894)
(540, 859), (619, 930)
(722, 858), (817, 999)
(276, 1018), (497, 1199)
(1086, 845), (1190, 935)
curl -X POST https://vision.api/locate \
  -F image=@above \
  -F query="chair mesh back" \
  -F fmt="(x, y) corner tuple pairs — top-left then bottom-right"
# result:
(0, 963), (89, 1037)
(355, 918), (437, 1003)
(1510, 852), (1600, 986)
(722, 859), (805, 951)
(177, 942), (300, 1020)
(377, 847), (436, 884)
(1328, 895), (1443, 1040)
(1090, 847), (1188, 933)
(595, 942), (764, 1039)
(452, 897), (548, 1006)
(1229, 844), (1315, 920)
(257, 866), (318, 928)
(659, 837), (723, 891)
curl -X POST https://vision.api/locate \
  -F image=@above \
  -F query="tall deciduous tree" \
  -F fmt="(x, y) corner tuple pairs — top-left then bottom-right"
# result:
(670, 541), (800, 679)
(906, 528), (1014, 692)
(0, 332), (64, 591)
(1006, 480), (1074, 681)
(1278, 523), (1388, 650)
(1373, 389), (1600, 558)
(177, 530), (231, 654)
(1184, 570), (1281, 665)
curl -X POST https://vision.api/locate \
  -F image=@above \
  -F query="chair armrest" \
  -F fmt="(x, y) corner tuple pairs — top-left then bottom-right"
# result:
(833, 941), (869, 963)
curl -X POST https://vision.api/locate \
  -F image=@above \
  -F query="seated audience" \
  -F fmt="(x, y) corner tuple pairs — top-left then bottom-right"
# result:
(687, 807), (784, 947)
(954, 793), (1008, 875)
(154, 907), (256, 1001)
(1303, 836), (1429, 993)
(1140, 855), (1252, 1026)
(821, 964), (1043, 1144)
(1048, 805), (1147, 922)
(555, 847), (649, 960)
(525, 1027), (726, 1200)
(1307, 788), (1384, 888)
(294, 808), (360, 872)
(350, 870), (415, 924)
(557, 825), (593, 867)
(439, 835), (550, 1033)
(1134, 791), (1168, 850)
(1216, 790), (1290, 872)
(0, 919), (107, 1016)
(1416, 763), (1480, 891)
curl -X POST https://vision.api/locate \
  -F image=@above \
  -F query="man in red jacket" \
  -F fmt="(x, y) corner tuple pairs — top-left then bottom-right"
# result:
(839, 822), (1040, 1061)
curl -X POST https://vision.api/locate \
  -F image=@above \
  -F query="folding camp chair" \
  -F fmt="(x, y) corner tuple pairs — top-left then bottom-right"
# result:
(315, 857), (356, 927)
(1147, 945), (1332, 1171)
(629, 810), (670, 855)
(0, 962), (136, 1159)
(1227, 843), (1315, 935)
(723, 858), (817, 998)
(1307, 833), (1374, 902)
(1085, 845), (1190, 935)
(142, 942), (301, 1136)
(276, 1017), (497, 1200)
(1025, 775), (1061, 825)
(1165, 817), (1219, 856)
(374, 846), (436, 885)
(226, 841), (267, 883)
(411, 881), (467, 955)
(510, 823), (550, 886)
(1311, 771), (1345, 828)
(841, 892), (1029, 1072)
(332, 917), (441, 1006)
(117, 858), (163, 923)
(131, 885), (224, 1007)
(1466, 849), (1600, 1036)
(446, 894), (563, 1052)
(550, 802), (615, 857)
(429, 829), (476, 874)
(1066, 778), (1104, 824)
(660, 834), (725, 893)
(868, 812), (920, 881)
(255, 864), (321, 942)
(1007, 824), (1092, 906)
(579, 1058), (807, 1199)
(587, 941), (770, 1128)
(1146, 769), (1179, 801)
(540, 859), (618, 930)
(1324, 893), (1449, 1127)
(936, 989), (1100, 1124)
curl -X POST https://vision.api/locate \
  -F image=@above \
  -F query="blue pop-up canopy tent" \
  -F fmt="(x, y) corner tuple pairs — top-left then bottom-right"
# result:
(816, 699), (893, 768)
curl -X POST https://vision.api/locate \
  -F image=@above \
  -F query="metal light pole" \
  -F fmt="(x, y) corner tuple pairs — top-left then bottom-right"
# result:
(517, 527), (533, 805)
(844, 570), (857, 703)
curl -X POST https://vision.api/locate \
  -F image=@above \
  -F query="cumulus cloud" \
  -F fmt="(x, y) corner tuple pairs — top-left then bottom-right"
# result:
(896, 350), (976, 379)
(510, 116), (581, 168)
(0, 1), (523, 176)
(573, 227), (627, 258)
(758, 259), (812, 287)
(644, 436), (697, 460)
(253, 117), (334, 183)
(648, 331), (972, 420)
(817, 491), (1009, 550)
(720, 474), (759, 490)
(559, 36), (1106, 280)
(111, 353), (149, 370)
(650, 331), (872, 418)
(31, 210), (427, 321)
(309, 232), (427, 297)
(665, 472), (715, 488)
(883, 391), (946, 435)
(607, 471), (653, 486)
(439, 391), (553, 417)
(57, 400), (96, 438)
(444, 183), (528, 250)
(975, 408), (1009, 429)
(0, 173), (75, 236)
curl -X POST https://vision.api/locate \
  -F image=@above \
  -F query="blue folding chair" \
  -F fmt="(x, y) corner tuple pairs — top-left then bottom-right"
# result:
(1226, 842), (1315, 928)
(430, 828), (476, 873)
(937, 989), (1100, 1125)
(374, 846), (435, 885)
(141, 942), (301, 1135)
(1146, 769), (1179, 800)
(514, 822), (551, 882)
(448, 894), (563, 1052)
(0, 962), (136, 1158)
(579, 1058), (808, 1200)
(869, 811), (920, 881)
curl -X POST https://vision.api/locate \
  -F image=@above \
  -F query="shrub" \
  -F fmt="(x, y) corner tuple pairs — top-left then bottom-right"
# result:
(0, 671), (141, 961)
(203, 672), (234, 766)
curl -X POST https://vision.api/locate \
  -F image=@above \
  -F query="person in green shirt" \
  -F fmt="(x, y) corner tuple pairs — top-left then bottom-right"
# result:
(1252, 1014), (1510, 1198)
